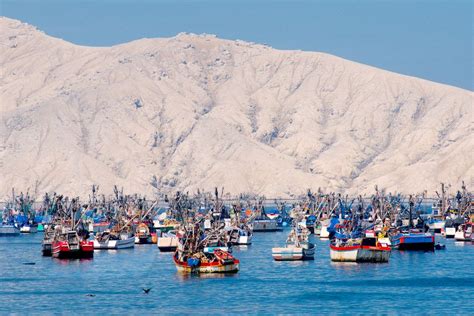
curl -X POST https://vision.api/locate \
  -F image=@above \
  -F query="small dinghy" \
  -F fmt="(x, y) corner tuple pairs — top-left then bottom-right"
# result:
(434, 243), (446, 250)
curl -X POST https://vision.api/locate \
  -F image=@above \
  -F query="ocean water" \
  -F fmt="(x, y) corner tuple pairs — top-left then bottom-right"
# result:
(0, 231), (473, 315)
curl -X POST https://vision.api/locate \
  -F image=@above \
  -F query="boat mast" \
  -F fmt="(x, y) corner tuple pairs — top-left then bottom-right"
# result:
(441, 183), (446, 218)
(408, 195), (414, 229)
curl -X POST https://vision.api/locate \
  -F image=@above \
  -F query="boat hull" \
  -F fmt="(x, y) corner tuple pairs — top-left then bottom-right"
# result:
(89, 222), (110, 233)
(157, 236), (178, 252)
(445, 227), (456, 238)
(93, 236), (135, 249)
(272, 244), (314, 261)
(454, 231), (473, 241)
(330, 245), (391, 263)
(428, 220), (445, 234)
(253, 220), (282, 232)
(320, 225), (330, 239)
(42, 242), (52, 256)
(392, 234), (435, 251)
(20, 225), (38, 233)
(135, 236), (155, 244)
(173, 254), (239, 273)
(0, 225), (20, 236)
(52, 241), (94, 259)
(237, 235), (252, 245)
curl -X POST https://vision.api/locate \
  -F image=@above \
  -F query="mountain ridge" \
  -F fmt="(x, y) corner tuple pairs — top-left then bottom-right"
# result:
(1, 17), (472, 199)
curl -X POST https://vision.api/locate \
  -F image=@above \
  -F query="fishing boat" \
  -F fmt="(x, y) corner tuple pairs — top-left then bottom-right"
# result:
(20, 223), (38, 233)
(154, 217), (180, 233)
(428, 200), (446, 234)
(314, 222), (322, 235)
(389, 194), (435, 250)
(454, 222), (473, 241)
(172, 197), (241, 274)
(173, 248), (239, 273)
(445, 226), (456, 238)
(1, 207), (21, 236)
(134, 222), (154, 244)
(427, 219), (445, 234)
(93, 231), (135, 249)
(319, 219), (331, 238)
(252, 218), (281, 232)
(391, 229), (435, 251)
(0, 223), (20, 236)
(330, 237), (391, 263)
(225, 226), (253, 245)
(272, 233), (315, 261)
(272, 212), (314, 261)
(157, 230), (179, 252)
(89, 221), (110, 233)
(52, 230), (94, 259)
(305, 215), (316, 234)
(249, 205), (282, 232)
(272, 243), (315, 261)
(42, 226), (56, 256)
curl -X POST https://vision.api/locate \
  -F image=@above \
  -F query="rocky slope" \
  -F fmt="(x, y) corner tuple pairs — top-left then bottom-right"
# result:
(0, 17), (472, 198)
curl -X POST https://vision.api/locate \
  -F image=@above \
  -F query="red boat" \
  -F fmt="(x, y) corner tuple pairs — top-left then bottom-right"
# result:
(52, 230), (94, 259)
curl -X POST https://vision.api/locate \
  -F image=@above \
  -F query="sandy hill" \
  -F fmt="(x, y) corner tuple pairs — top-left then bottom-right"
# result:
(0, 17), (472, 198)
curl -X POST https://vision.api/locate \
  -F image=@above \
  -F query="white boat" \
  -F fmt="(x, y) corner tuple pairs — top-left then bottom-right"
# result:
(428, 219), (445, 234)
(272, 243), (315, 261)
(157, 231), (179, 252)
(93, 232), (135, 249)
(454, 223), (473, 241)
(320, 223), (330, 239)
(330, 238), (391, 263)
(0, 224), (20, 236)
(20, 225), (38, 233)
(445, 227), (456, 238)
(272, 224), (314, 261)
(237, 233), (252, 245)
(225, 227), (253, 245)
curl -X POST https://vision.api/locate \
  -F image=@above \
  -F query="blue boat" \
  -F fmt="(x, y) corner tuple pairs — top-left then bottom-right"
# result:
(391, 195), (435, 251)
(391, 229), (435, 251)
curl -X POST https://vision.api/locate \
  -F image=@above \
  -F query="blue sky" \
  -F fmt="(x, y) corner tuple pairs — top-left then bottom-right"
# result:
(2, 0), (472, 90)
